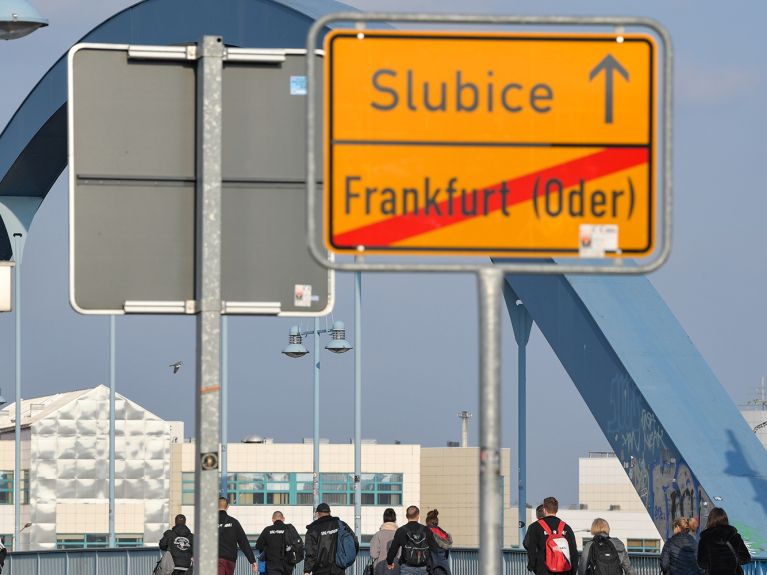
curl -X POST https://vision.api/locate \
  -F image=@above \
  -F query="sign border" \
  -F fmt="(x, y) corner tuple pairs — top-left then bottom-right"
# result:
(306, 13), (672, 275)
(325, 31), (656, 257)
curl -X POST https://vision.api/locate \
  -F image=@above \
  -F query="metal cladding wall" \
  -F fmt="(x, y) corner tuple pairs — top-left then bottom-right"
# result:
(0, 0), (356, 259)
(503, 269), (767, 552)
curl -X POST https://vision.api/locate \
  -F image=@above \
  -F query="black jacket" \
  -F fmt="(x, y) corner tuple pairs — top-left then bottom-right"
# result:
(219, 510), (257, 564)
(304, 514), (358, 575)
(159, 524), (194, 569)
(661, 533), (701, 575)
(386, 521), (440, 567)
(697, 525), (751, 575)
(256, 520), (293, 567)
(523, 516), (578, 575)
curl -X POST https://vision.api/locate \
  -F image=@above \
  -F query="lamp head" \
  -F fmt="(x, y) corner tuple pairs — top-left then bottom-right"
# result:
(325, 320), (352, 354)
(282, 325), (309, 358)
(0, 0), (47, 40)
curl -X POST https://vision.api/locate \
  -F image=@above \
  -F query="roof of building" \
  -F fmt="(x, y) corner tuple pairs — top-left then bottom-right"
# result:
(0, 384), (158, 432)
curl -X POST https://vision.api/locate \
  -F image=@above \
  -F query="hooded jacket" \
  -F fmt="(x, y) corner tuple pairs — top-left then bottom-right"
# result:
(697, 525), (751, 575)
(256, 519), (297, 569)
(661, 532), (702, 575)
(219, 509), (257, 564)
(370, 522), (398, 566)
(304, 514), (358, 575)
(159, 524), (194, 569)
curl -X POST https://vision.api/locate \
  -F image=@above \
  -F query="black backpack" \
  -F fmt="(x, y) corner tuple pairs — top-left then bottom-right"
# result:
(586, 535), (622, 575)
(402, 526), (429, 567)
(284, 523), (305, 565)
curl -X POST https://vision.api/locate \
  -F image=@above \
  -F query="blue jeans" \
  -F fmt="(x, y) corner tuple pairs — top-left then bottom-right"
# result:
(400, 565), (428, 575)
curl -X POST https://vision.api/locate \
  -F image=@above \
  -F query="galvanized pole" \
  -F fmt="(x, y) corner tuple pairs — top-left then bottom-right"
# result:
(313, 316), (321, 509)
(504, 284), (532, 548)
(354, 269), (362, 550)
(477, 268), (503, 575)
(109, 314), (116, 547)
(13, 232), (22, 551)
(220, 315), (228, 497)
(194, 35), (224, 575)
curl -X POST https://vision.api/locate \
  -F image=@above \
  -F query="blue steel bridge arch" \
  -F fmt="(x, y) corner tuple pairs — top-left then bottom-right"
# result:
(2, 0), (767, 551)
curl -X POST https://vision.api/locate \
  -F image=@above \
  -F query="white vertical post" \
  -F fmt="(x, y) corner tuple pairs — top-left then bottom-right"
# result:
(13, 232), (22, 551)
(194, 35), (224, 575)
(354, 270), (362, 555)
(109, 315), (116, 547)
(478, 268), (503, 575)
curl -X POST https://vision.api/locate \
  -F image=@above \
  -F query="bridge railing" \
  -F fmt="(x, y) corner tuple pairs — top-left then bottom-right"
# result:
(5, 546), (767, 575)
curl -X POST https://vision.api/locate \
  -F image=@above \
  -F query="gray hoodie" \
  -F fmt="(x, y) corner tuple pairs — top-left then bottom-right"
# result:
(370, 522), (398, 566)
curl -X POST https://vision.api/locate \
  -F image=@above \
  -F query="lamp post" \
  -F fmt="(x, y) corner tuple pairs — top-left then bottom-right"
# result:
(282, 320), (351, 510)
(108, 316), (116, 548)
(2, 3), (48, 551)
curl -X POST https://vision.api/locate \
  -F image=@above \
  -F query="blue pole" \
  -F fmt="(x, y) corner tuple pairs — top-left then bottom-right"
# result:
(13, 232), (21, 551)
(220, 315), (228, 496)
(354, 270), (362, 552)
(109, 315), (116, 547)
(313, 316), (320, 510)
(504, 284), (532, 548)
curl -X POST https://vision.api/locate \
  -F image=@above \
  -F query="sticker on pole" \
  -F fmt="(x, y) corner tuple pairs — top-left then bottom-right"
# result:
(324, 30), (658, 258)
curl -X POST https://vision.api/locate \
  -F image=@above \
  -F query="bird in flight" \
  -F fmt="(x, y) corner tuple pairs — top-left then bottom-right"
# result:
(169, 361), (183, 375)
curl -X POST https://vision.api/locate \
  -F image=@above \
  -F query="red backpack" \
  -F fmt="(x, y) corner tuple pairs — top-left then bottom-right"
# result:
(537, 519), (572, 573)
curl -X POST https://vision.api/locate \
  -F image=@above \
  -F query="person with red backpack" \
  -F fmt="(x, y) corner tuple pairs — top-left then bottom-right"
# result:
(523, 497), (578, 575)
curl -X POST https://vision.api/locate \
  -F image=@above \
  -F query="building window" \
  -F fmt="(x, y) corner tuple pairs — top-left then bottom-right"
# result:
(182, 472), (195, 505)
(57, 534), (109, 549)
(0, 471), (29, 505)
(221, 472), (403, 506)
(626, 539), (660, 553)
(115, 535), (144, 548)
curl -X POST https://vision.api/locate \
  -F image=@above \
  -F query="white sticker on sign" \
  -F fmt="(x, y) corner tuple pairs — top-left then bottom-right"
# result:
(294, 284), (312, 307)
(290, 76), (307, 95)
(579, 224), (619, 258)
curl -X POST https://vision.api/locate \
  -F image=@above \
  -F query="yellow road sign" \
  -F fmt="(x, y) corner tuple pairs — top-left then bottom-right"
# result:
(324, 30), (657, 257)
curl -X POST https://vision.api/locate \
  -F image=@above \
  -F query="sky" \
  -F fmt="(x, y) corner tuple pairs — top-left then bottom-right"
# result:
(0, 0), (766, 508)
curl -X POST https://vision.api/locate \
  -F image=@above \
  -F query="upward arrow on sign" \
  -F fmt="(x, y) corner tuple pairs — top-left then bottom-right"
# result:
(589, 53), (630, 125)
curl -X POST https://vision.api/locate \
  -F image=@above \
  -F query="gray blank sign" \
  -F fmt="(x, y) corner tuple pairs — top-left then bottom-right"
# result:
(69, 45), (330, 315)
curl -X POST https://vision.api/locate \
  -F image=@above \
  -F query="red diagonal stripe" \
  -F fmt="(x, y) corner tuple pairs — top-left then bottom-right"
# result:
(332, 147), (649, 247)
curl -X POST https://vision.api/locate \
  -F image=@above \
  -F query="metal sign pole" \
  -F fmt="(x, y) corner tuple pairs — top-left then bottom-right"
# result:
(194, 35), (224, 575)
(477, 268), (503, 575)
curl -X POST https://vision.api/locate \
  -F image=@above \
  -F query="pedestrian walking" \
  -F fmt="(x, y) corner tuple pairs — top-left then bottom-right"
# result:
(386, 505), (440, 575)
(697, 508), (751, 575)
(425, 509), (452, 575)
(523, 496), (578, 575)
(218, 496), (258, 575)
(370, 508), (399, 572)
(159, 514), (194, 574)
(304, 503), (359, 575)
(660, 517), (701, 575)
(256, 511), (303, 575)
(577, 518), (634, 575)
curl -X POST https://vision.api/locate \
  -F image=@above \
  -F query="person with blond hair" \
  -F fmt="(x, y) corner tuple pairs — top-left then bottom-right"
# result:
(577, 518), (634, 575)
(661, 517), (701, 575)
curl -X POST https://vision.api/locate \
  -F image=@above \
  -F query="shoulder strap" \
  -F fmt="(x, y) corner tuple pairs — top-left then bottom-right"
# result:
(557, 521), (566, 536)
(537, 519), (550, 535)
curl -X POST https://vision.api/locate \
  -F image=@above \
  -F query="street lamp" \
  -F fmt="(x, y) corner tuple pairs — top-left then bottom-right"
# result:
(3, 4), (48, 551)
(0, 0), (47, 40)
(282, 319), (351, 509)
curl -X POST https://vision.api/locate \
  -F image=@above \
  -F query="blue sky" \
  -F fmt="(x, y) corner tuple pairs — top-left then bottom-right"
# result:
(0, 0), (766, 507)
